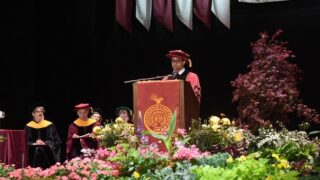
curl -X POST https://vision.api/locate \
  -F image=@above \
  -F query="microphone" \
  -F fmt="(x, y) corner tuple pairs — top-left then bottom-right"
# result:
(168, 72), (178, 80)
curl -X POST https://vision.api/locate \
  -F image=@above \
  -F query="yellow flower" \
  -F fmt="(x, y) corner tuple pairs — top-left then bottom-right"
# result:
(221, 118), (231, 126)
(92, 126), (101, 134)
(233, 131), (243, 142)
(227, 156), (234, 163)
(115, 117), (124, 123)
(103, 125), (112, 133)
(133, 171), (140, 179)
(238, 155), (247, 161)
(202, 124), (209, 129)
(211, 124), (220, 132)
(277, 159), (290, 169)
(113, 124), (119, 129)
(266, 176), (272, 180)
(209, 116), (220, 125)
(304, 164), (313, 170)
(272, 153), (280, 161)
(253, 152), (261, 158)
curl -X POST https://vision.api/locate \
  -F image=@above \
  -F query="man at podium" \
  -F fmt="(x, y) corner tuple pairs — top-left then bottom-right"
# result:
(163, 49), (201, 102)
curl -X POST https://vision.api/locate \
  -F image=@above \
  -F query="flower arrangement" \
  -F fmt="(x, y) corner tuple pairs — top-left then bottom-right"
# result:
(0, 164), (15, 179)
(247, 124), (320, 174)
(6, 157), (119, 180)
(191, 153), (299, 180)
(189, 114), (252, 157)
(92, 117), (137, 147)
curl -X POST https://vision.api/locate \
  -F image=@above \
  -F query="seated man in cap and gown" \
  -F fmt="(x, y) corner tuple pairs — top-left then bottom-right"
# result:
(163, 49), (201, 102)
(66, 103), (100, 160)
(25, 105), (62, 169)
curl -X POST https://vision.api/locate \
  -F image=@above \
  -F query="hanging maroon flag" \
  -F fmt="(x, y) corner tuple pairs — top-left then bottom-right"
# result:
(153, 0), (174, 32)
(115, 0), (133, 33)
(194, 0), (211, 29)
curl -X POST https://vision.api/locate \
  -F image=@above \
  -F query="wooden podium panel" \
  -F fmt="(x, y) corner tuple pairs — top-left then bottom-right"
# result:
(133, 80), (199, 147)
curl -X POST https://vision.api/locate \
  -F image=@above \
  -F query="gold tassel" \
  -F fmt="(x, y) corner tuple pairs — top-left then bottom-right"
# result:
(188, 59), (192, 68)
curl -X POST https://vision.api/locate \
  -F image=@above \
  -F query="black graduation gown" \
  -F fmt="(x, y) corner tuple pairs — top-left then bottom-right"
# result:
(24, 123), (61, 169)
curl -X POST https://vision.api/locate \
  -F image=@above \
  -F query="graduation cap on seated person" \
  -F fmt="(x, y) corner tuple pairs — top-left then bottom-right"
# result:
(29, 102), (46, 113)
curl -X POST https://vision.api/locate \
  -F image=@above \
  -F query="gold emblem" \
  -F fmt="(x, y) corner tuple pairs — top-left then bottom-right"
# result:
(144, 95), (172, 134)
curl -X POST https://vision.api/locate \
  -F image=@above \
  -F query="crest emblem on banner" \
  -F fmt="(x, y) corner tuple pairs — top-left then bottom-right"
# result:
(144, 95), (172, 133)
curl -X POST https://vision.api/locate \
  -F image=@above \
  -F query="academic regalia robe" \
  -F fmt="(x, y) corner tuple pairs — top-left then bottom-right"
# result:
(164, 69), (201, 102)
(66, 118), (100, 160)
(24, 120), (62, 169)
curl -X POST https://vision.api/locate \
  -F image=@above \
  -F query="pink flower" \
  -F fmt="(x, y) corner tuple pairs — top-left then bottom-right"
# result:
(109, 150), (117, 157)
(96, 148), (110, 158)
(173, 144), (209, 160)
(9, 169), (22, 180)
(177, 128), (187, 136)
(69, 172), (81, 180)
(116, 144), (123, 151)
(91, 173), (97, 180)
(112, 170), (120, 177)
(80, 169), (90, 177)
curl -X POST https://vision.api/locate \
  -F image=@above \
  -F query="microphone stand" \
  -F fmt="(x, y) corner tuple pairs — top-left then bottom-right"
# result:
(124, 75), (171, 84)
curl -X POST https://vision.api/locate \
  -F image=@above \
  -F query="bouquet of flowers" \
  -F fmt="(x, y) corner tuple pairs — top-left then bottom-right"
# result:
(92, 117), (138, 148)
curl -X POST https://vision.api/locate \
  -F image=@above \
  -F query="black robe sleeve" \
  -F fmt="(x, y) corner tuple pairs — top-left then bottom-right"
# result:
(44, 124), (62, 162)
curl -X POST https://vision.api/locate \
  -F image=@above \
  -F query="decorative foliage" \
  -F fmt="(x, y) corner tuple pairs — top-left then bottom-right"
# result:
(140, 161), (195, 180)
(6, 157), (119, 180)
(143, 111), (177, 160)
(92, 117), (137, 147)
(249, 125), (320, 174)
(196, 153), (230, 167)
(0, 164), (15, 179)
(188, 114), (252, 157)
(191, 153), (299, 180)
(231, 30), (320, 129)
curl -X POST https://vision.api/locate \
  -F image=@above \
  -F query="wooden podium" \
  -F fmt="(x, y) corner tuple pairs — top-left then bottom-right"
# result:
(133, 80), (200, 144)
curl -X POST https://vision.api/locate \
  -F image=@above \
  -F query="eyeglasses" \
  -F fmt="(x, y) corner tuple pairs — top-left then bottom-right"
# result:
(171, 60), (183, 63)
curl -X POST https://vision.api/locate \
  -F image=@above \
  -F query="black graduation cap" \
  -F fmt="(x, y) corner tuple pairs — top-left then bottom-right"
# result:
(91, 107), (103, 116)
(29, 102), (46, 112)
(116, 106), (133, 117)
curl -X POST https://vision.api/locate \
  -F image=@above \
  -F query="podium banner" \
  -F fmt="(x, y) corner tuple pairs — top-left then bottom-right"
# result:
(133, 80), (200, 150)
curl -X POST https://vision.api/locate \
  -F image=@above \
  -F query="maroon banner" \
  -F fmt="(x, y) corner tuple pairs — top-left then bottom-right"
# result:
(153, 0), (174, 32)
(115, 0), (133, 33)
(0, 129), (28, 168)
(194, 0), (211, 29)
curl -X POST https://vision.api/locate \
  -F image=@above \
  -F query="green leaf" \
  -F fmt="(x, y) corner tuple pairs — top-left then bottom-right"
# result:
(180, 137), (190, 145)
(143, 131), (166, 141)
(308, 131), (320, 135)
(167, 111), (177, 138)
